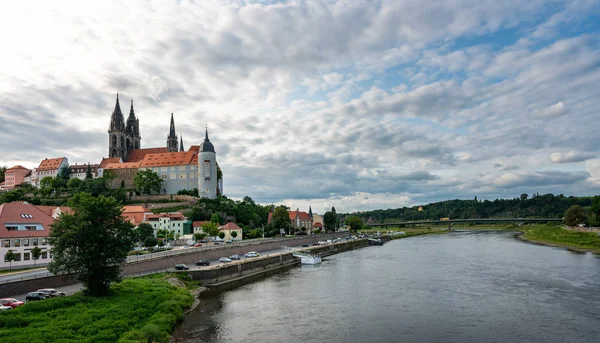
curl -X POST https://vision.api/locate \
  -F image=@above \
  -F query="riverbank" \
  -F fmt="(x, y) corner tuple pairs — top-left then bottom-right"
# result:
(518, 224), (600, 253)
(0, 273), (196, 343)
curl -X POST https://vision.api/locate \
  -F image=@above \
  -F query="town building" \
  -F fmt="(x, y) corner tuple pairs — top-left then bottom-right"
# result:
(267, 208), (314, 234)
(3, 165), (31, 190)
(0, 202), (67, 269)
(97, 157), (122, 178)
(145, 212), (187, 237)
(69, 164), (98, 180)
(121, 205), (152, 226)
(138, 150), (199, 194)
(32, 157), (69, 187)
(218, 222), (243, 241)
(192, 221), (211, 234)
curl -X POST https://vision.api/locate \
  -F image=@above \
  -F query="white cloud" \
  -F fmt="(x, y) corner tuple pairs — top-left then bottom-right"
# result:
(551, 151), (596, 163)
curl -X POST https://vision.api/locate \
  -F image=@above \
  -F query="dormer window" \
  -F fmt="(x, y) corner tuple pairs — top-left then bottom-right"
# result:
(20, 214), (33, 219)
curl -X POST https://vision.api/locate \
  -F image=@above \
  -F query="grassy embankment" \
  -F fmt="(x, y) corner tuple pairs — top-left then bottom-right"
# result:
(0, 267), (46, 275)
(359, 227), (449, 238)
(520, 224), (600, 253)
(0, 273), (197, 343)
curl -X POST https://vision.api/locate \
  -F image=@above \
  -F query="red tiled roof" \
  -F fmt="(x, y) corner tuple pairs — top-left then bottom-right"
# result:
(7, 165), (30, 171)
(125, 148), (169, 163)
(99, 157), (121, 168)
(69, 164), (98, 169)
(34, 206), (73, 217)
(145, 212), (187, 221)
(188, 145), (200, 152)
(313, 222), (323, 228)
(122, 206), (150, 225)
(139, 151), (197, 168)
(192, 221), (210, 228)
(104, 161), (141, 169)
(37, 157), (66, 171)
(0, 203), (57, 238)
(289, 211), (311, 221)
(219, 222), (242, 231)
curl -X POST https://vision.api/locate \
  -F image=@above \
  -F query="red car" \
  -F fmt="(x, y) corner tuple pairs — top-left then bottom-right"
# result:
(194, 243), (202, 247)
(0, 298), (24, 308)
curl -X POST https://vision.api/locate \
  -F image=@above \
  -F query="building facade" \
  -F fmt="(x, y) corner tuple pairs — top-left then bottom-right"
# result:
(145, 212), (187, 237)
(32, 157), (69, 187)
(218, 222), (243, 241)
(3, 165), (31, 190)
(108, 95), (141, 161)
(69, 164), (98, 180)
(139, 150), (199, 194)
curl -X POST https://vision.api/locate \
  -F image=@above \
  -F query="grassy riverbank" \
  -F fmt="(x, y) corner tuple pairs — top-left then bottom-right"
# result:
(0, 273), (196, 343)
(359, 228), (449, 238)
(520, 224), (600, 253)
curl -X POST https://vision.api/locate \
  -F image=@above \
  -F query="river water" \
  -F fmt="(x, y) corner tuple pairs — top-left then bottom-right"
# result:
(172, 231), (600, 343)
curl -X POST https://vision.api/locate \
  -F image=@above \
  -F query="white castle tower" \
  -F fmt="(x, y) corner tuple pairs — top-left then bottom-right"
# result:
(198, 127), (218, 199)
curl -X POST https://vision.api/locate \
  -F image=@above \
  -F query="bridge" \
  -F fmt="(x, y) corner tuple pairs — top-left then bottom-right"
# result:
(368, 218), (563, 229)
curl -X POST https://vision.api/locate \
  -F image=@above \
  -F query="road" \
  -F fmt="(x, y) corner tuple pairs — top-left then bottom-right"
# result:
(2, 244), (306, 302)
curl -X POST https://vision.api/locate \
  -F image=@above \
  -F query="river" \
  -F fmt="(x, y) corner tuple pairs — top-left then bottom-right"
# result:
(172, 231), (600, 343)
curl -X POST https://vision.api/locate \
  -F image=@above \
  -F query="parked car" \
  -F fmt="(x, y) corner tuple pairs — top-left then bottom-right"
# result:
(26, 292), (48, 302)
(37, 288), (65, 297)
(229, 254), (241, 260)
(244, 251), (260, 258)
(0, 298), (24, 308)
(194, 243), (202, 247)
(219, 257), (232, 262)
(195, 260), (210, 266)
(302, 244), (310, 247)
(213, 241), (222, 245)
(0, 305), (12, 311)
(174, 264), (189, 270)
(225, 240), (233, 244)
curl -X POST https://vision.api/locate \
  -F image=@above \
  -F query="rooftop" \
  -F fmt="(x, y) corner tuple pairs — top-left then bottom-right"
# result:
(37, 157), (66, 171)
(125, 148), (169, 163)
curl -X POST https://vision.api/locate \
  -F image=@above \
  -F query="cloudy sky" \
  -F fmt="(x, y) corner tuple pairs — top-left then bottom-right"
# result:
(1, 0), (599, 213)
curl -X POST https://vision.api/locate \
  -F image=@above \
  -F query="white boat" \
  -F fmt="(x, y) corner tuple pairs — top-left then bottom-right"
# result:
(292, 251), (322, 265)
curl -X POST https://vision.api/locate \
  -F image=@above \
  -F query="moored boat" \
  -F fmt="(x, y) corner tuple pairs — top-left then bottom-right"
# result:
(292, 251), (322, 265)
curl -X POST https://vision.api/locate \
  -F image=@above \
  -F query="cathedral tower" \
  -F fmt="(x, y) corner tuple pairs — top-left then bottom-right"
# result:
(108, 94), (140, 160)
(167, 113), (178, 152)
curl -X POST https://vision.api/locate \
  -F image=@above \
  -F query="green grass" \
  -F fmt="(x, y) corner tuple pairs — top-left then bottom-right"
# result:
(0, 273), (196, 343)
(521, 225), (600, 253)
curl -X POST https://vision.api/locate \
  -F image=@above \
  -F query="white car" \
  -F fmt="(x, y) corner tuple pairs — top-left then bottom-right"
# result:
(0, 305), (12, 311)
(219, 257), (232, 262)
(245, 251), (260, 258)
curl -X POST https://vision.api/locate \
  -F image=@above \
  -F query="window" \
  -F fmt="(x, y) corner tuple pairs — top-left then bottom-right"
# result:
(13, 253), (21, 262)
(5, 226), (17, 231)
(170, 173), (176, 179)
(13, 239), (20, 247)
(41, 238), (47, 246)
(180, 173), (186, 179)
(161, 167), (167, 172)
(3, 240), (9, 248)
(24, 253), (30, 261)
(42, 251), (48, 259)
(23, 239), (29, 247)
(180, 166), (187, 171)
(204, 161), (211, 178)
(32, 238), (38, 246)
(25, 225), (36, 231)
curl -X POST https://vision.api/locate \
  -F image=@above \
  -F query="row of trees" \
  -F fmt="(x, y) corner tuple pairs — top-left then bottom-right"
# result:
(352, 193), (597, 223)
(564, 197), (600, 227)
(4, 246), (44, 269)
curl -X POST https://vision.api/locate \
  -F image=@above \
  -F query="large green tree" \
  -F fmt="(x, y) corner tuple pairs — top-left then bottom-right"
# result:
(202, 222), (220, 237)
(344, 215), (364, 232)
(271, 205), (290, 234)
(48, 193), (135, 296)
(134, 223), (155, 246)
(133, 169), (163, 195)
(323, 211), (336, 232)
(85, 164), (93, 180)
(564, 205), (586, 227)
(0, 166), (6, 183)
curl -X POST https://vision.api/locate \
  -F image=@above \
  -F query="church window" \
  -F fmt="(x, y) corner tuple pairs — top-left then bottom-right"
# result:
(179, 173), (186, 179)
(169, 173), (176, 179)
(204, 161), (210, 178)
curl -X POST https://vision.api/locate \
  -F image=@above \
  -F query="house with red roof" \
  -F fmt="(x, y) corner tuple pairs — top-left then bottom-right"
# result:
(192, 221), (211, 234)
(267, 207), (315, 234)
(0, 202), (68, 268)
(218, 222), (243, 241)
(3, 165), (31, 190)
(32, 157), (69, 187)
(144, 212), (187, 238)
(121, 205), (153, 226)
(69, 163), (99, 180)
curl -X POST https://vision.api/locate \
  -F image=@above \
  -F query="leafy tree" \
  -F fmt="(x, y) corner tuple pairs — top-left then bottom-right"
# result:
(133, 169), (163, 195)
(202, 222), (219, 237)
(231, 231), (238, 238)
(48, 193), (135, 296)
(271, 205), (290, 233)
(156, 229), (168, 239)
(39, 176), (54, 195)
(332, 207), (339, 230)
(59, 166), (70, 182)
(218, 232), (225, 240)
(85, 164), (93, 179)
(520, 193), (528, 201)
(4, 249), (16, 269)
(210, 213), (222, 225)
(144, 236), (158, 248)
(323, 211), (336, 232)
(67, 178), (84, 193)
(345, 215), (364, 232)
(31, 246), (42, 267)
(134, 223), (155, 245)
(193, 233), (206, 241)
(564, 205), (586, 227)
(0, 166), (6, 183)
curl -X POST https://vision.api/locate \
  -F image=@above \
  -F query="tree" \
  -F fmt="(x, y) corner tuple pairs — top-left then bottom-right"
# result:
(564, 205), (586, 227)
(48, 193), (135, 296)
(144, 236), (158, 248)
(4, 249), (16, 269)
(31, 246), (42, 267)
(85, 164), (93, 179)
(67, 178), (84, 193)
(332, 207), (339, 230)
(59, 166), (70, 182)
(202, 222), (219, 237)
(218, 232), (225, 240)
(271, 206), (290, 234)
(210, 213), (222, 225)
(134, 223), (155, 245)
(133, 169), (163, 195)
(39, 176), (54, 195)
(323, 211), (336, 232)
(345, 215), (364, 232)
(193, 233), (206, 241)
(231, 231), (238, 238)
(520, 193), (528, 201)
(0, 166), (6, 183)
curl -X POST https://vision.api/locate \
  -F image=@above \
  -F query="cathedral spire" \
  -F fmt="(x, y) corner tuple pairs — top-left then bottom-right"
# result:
(179, 134), (184, 152)
(308, 205), (313, 218)
(126, 99), (137, 134)
(110, 93), (125, 131)
(166, 113), (178, 152)
(205, 125), (209, 141)
(169, 113), (176, 138)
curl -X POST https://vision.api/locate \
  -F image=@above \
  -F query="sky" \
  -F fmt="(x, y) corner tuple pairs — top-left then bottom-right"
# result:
(1, 0), (599, 213)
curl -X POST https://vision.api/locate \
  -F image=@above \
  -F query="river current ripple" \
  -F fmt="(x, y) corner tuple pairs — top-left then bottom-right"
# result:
(172, 231), (600, 343)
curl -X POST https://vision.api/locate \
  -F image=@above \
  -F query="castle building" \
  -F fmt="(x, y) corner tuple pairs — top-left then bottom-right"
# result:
(198, 128), (221, 199)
